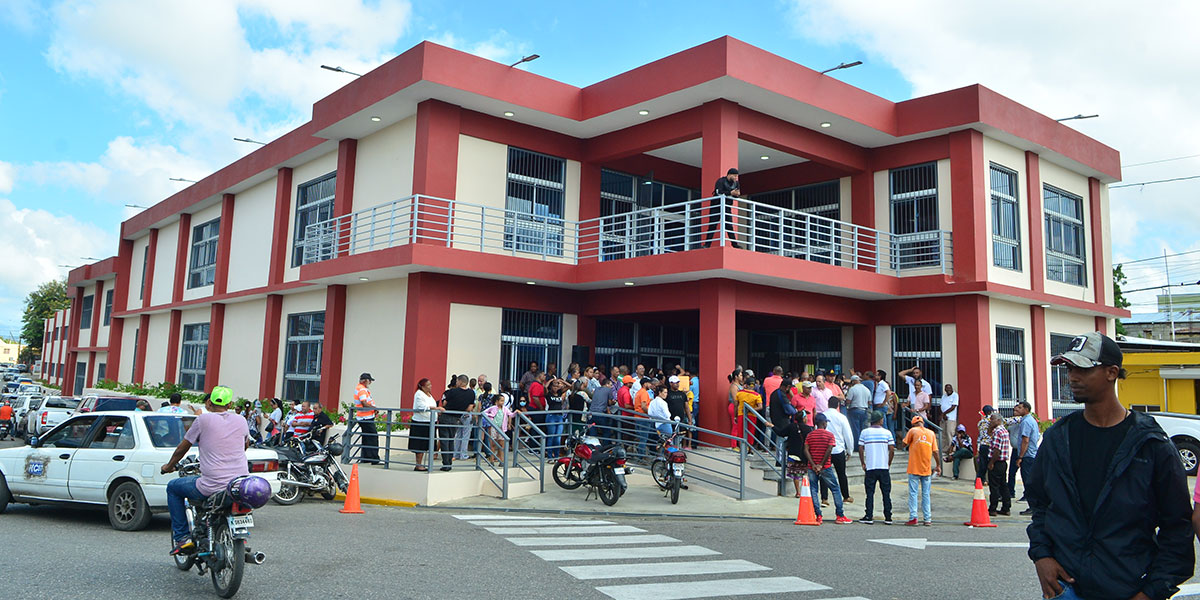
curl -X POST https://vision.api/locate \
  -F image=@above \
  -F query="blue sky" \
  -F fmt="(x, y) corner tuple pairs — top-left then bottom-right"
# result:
(1, 0), (1198, 336)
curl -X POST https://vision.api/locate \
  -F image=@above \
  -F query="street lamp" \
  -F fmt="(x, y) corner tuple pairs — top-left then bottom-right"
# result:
(168, 177), (196, 183)
(125, 204), (148, 209)
(320, 65), (362, 77)
(820, 60), (863, 75)
(1055, 114), (1099, 122)
(234, 137), (266, 145)
(509, 54), (540, 68)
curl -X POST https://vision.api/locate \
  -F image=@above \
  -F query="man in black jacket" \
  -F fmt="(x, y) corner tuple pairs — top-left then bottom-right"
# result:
(1027, 332), (1193, 600)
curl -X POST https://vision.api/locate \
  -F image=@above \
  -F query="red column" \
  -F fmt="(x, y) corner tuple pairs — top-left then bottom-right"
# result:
(88, 280), (104, 347)
(1095, 316), (1109, 335)
(948, 130), (986, 283)
(853, 324), (876, 371)
(578, 162), (602, 263)
(172, 213), (192, 302)
(63, 287), (85, 395)
(698, 279), (736, 443)
(1088, 178), (1106, 305)
(259, 294), (283, 399)
(163, 310), (182, 383)
(213, 194), (235, 295)
(107, 318), (123, 384)
(108, 238), (134, 381)
(401, 273), (452, 409)
(954, 295), (992, 439)
(317, 285), (347, 411)
(85, 354), (95, 389)
(1030, 305), (1049, 416)
(205, 304), (225, 390)
(701, 100), (739, 246)
(134, 314), (150, 384)
(334, 140), (357, 258)
(412, 100), (461, 244)
(850, 167), (877, 270)
(1025, 152), (1045, 293)
(576, 315), (597, 366)
(144, 229), (159, 305)
(268, 168), (293, 285)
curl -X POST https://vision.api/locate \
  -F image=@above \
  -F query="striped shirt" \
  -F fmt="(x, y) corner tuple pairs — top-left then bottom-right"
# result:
(858, 426), (896, 471)
(989, 425), (1011, 463)
(286, 410), (315, 435)
(805, 428), (836, 470)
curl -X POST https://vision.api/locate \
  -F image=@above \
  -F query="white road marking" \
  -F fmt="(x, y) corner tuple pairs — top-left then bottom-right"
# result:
(532, 545), (719, 562)
(1173, 583), (1200, 597)
(466, 519), (615, 527)
(561, 558), (769, 581)
(506, 534), (681, 547)
(486, 525), (645, 535)
(869, 538), (1028, 550)
(453, 514), (566, 520)
(594, 576), (831, 600)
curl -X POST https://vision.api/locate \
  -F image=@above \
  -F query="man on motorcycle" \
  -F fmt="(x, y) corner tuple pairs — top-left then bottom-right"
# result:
(0, 399), (13, 435)
(160, 386), (251, 556)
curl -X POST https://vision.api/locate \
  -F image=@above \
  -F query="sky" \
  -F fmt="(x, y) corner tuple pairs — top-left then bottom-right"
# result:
(1, 0), (1198, 336)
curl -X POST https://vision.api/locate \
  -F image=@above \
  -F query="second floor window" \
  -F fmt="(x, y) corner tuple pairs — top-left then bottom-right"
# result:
(79, 294), (94, 330)
(139, 245), (148, 300)
(889, 162), (940, 268)
(990, 164), (1021, 271)
(1044, 185), (1086, 286)
(179, 323), (209, 391)
(293, 173), (336, 266)
(102, 289), (114, 326)
(505, 147), (565, 257)
(189, 218), (220, 288)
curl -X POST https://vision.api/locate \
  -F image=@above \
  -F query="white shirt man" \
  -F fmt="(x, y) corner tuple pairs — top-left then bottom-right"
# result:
(940, 385), (960, 449)
(824, 403), (854, 457)
(872, 377), (891, 410)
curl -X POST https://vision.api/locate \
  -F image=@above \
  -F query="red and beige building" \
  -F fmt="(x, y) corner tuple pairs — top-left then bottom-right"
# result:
(42, 37), (1126, 430)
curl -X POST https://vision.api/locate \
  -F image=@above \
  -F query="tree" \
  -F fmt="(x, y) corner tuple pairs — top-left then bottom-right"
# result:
(20, 279), (70, 351)
(1113, 265), (1132, 335)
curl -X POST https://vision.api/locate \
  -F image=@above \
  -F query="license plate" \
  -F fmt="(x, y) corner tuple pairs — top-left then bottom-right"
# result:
(228, 515), (254, 530)
(671, 464), (685, 476)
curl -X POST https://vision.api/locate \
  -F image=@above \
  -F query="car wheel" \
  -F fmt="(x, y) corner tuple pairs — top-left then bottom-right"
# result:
(108, 481), (152, 531)
(1175, 439), (1200, 476)
(0, 473), (11, 514)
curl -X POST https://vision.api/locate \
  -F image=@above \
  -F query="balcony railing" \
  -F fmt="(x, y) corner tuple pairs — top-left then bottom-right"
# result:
(300, 194), (953, 276)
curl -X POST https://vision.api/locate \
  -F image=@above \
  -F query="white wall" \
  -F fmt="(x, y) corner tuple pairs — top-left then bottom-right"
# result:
(941, 323), (958, 391)
(874, 325), (892, 375)
(151, 221), (179, 307)
(840, 326), (854, 370)
(341, 279), (408, 408)
(988, 298), (1035, 409)
(561, 313), (578, 370)
(219, 300), (265, 398)
(445, 303), (502, 389)
(274, 289), (329, 395)
(227, 177), (276, 293)
(982, 137), (1033, 289)
(128, 236), (150, 310)
(119, 318), (138, 383)
(285, 151), (339, 283)
(1039, 158), (1093, 303)
(353, 116), (416, 211)
(182, 203), (222, 302)
(144, 312), (170, 384)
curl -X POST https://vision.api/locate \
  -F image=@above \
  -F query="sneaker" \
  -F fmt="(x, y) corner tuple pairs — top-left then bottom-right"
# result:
(922, 520), (932, 526)
(883, 518), (893, 525)
(835, 516), (853, 524)
(815, 515), (823, 525)
(1019, 508), (1034, 516)
(858, 517), (874, 525)
(905, 518), (919, 526)
(821, 500), (830, 507)
(170, 539), (196, 556)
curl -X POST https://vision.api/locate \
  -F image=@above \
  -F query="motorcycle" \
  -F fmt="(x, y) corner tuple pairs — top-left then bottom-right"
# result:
(650, 419), (687, 504)
(269, 433), (349, 505)
(552, 428), (629, 506)
(0, 419), (11, 441)
(172, 457), (271, 598)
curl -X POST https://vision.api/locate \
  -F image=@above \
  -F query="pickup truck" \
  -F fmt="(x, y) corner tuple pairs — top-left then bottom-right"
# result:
(29, 396), (81, 436)
(1147, 412), (1200, 476)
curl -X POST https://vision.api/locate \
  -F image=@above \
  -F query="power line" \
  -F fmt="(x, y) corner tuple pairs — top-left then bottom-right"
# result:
(1118, 248), (1200, 265)
(1110, 174), (1200, 189)
(1122, 153), (1200, 168)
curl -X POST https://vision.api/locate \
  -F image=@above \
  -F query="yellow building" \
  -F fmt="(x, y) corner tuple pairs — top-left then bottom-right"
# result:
(0, 339), (21, 365)
(1117, 342), (1200, 414)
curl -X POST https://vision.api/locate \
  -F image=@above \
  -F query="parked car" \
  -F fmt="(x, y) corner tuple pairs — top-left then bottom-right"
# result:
(74, 396), (140, 415)
(14, 395), (45, 437)
(0, 412), (282, 530)
(16, 383), (41, 395)
(29, 396), (81, 436)
(1147, 412), (1200, 476)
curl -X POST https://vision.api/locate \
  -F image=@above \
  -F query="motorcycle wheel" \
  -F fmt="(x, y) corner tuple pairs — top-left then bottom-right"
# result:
(209, 523), (245, 599)
(650, 460), (670, 491)
(597, 469), (620, 506)
(173, 553), (195, 571)
(552, 460), (585, 490)
(320, 485), (337, 501)
(271, 482), (303, 505)
(670, 474), (681, 504)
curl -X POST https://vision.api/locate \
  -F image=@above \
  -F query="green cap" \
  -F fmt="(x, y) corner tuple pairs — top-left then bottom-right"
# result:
(209, 385), (234, 406)
(869, 410), (884, 424)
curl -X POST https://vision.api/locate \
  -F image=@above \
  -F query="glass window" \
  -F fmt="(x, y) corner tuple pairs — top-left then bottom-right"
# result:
(500, 309), (561, 390)
(747, 328), (841, 376)
(188, 218), (220, 288)
(505, 148), (566, 257)
(146, 415), (196, 448)
(102, 289), (114, 326)
(292, 173), (337, 266)
(598, 168), (701, 260)
(84, 416), (135, 450)
(96, 363), (106, 382)
(990, 164), (1021, 271)
(179, 323), (209, 391)
(996, 327), (1026, 417)
(139, 245), (148, 300)
(889, 163), (940, 268)
(283, 312), (325, 403)
(40, 416), (99, 448)
(595, 319), (700, 374)
(1050, 333), (1080, 418)
(1044, 185), (1086, 286)
(74, 361), (86, 393)
(79, 295), (94, 330)
(892, 325), (943, 398)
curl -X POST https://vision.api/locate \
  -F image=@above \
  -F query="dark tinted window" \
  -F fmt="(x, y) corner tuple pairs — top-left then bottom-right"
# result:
(40, 416), (99, 448)
(146, 415), (196, 448)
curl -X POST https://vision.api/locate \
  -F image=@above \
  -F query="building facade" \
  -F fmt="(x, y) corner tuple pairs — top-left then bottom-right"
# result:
(46, 37), (1125, 433)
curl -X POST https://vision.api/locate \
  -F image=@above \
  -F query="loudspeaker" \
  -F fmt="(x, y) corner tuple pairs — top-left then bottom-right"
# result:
(571, 345), (591, 365)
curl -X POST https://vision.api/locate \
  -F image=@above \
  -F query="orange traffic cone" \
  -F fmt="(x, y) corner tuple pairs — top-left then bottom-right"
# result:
(963, 477), (996, 527)
(793, 474), (819, 526)
(339, 464), (365, 514)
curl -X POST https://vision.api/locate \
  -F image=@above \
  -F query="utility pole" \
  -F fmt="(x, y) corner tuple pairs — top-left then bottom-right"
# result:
(1165, 249), (1176, 341)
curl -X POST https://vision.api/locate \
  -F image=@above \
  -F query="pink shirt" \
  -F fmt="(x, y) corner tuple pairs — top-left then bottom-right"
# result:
(763, 375), (783, 407)
(812, 387), (832, 414)
(184, 411), (250, 496)
(1194, 475), (1200, 504)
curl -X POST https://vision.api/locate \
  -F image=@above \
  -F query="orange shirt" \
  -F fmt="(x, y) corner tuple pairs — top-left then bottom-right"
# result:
(0, 405), (12, 420)
(735, 389), (762, 416)
(904, 425), (939, 476)
(633, 388), (652, 417)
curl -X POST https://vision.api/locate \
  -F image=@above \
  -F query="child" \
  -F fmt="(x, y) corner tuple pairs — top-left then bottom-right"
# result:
(482, 392), (514, 464)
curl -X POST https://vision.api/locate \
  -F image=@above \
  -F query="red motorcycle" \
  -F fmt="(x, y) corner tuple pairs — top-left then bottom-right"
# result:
(650, 420), (687, 504)
(552, 429), (628, 506)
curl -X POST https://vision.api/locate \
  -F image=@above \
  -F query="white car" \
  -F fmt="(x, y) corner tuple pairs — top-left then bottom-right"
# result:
(0, 411), (281, 530)
(29, 396), (81, 435)
(1148, 412), (1200, 476)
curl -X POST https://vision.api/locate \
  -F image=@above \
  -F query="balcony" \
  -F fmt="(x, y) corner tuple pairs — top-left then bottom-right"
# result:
(299, 195), (953, 276)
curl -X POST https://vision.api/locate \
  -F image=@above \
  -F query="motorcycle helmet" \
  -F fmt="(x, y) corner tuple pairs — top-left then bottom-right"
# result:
(232, 475), (272, 509)
(326, 441), (344, 456)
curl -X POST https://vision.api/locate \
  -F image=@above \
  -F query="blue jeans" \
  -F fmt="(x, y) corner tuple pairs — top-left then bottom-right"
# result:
(635, 419), (653, 457)
(1048, 582), (1082, 599)
(809, 467), (844, 518)
(544, 413), (564, 457)
(908, 474), (931, 521)
(848, 408), (868, 451)
(167, 476), (207, 543)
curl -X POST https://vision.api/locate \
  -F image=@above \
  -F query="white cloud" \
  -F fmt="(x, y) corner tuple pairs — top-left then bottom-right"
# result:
(789, 0), (1200, 268)
(429, 30), (531, 64)
(0, 161), (13, 194)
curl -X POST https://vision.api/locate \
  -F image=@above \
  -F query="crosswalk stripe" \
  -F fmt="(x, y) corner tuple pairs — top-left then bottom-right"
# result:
(453, 515), (563, 520)
(532, 545), (720, 562)
(594, 576), (832, 600)
(466, 519), (614, 527)
(561, 559), (769, 581)
(506, 534), (681, 547)
(485, 525), (645, 535)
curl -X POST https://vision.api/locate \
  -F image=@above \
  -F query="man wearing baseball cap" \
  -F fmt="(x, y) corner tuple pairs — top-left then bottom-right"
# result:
(1027, 332), (1192, 600)
(353, 373), (380, 464)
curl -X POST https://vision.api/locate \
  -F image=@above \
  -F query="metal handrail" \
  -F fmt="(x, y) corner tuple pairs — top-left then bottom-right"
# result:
(298, 193), (953, 276)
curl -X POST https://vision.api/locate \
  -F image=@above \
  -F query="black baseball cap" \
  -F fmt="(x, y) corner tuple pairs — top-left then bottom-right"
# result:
(1051, 332), (1123, 369)
(727, 168), (738, 175)
(359, 372), (375, 381)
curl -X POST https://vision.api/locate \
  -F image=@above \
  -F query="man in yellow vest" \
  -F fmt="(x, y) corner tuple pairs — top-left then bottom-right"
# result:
(354, 373), (380, 464)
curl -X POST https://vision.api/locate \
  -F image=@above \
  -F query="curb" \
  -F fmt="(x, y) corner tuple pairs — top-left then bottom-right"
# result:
(417, 504), (791, 521)
(334, 492), (419, 508)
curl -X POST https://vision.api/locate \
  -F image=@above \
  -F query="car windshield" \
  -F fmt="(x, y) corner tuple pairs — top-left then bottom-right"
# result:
(145, 415), (197, 448)
(45, 397), (81, 409)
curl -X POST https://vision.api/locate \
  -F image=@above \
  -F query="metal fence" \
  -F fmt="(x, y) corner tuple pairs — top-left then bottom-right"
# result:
(299, 194), (954, 276)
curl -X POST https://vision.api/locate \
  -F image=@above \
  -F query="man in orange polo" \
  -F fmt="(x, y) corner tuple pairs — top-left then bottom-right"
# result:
(633, 377), (654, 456)
(904, 415), (940, 525)
(353, 373), (380, 464)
